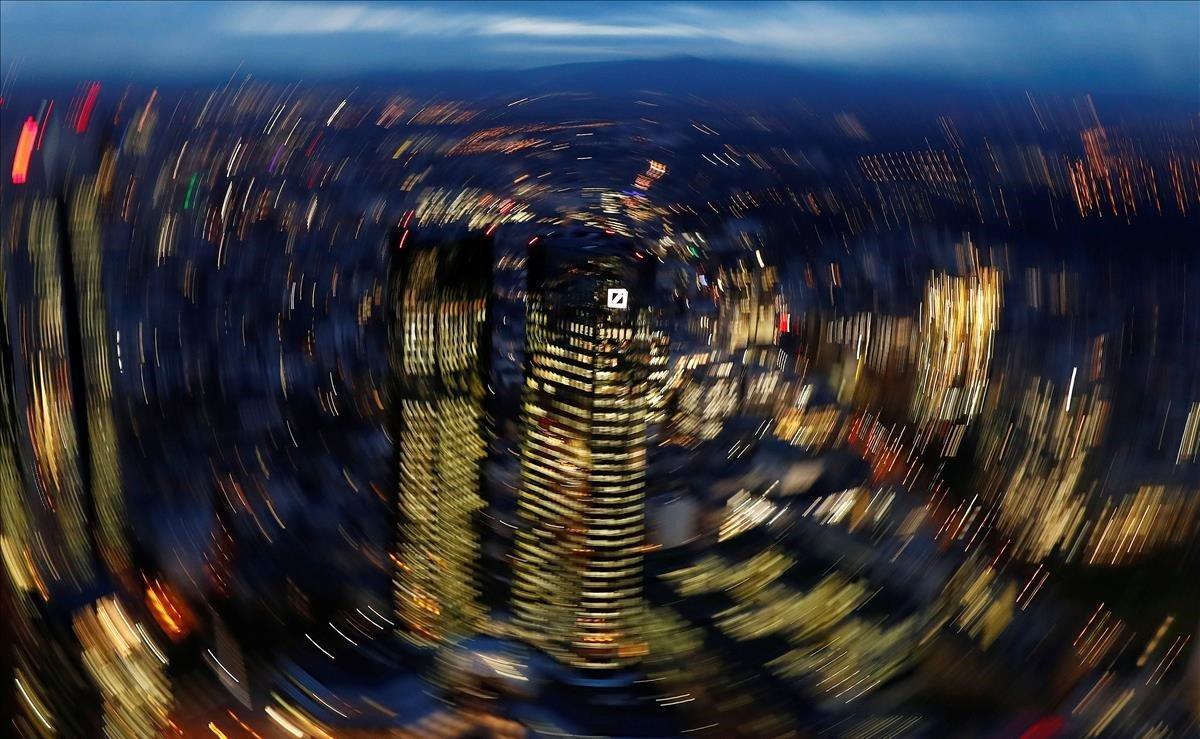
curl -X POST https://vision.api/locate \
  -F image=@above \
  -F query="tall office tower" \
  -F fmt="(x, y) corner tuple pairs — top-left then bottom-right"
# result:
(512, 228), (655, 671)
(2, 192), (116, 737)
(909, 268), (1001, 436)
(391, 230), (492, 646)
(4, 196), (95, 589)
(68, 178), (132, 585)
(1, 183), (130, 587)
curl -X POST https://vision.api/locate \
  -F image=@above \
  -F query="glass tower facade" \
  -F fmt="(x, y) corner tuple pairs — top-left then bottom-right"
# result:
(391, 230), (492, 646)
(512, 228), (655, 671)
(3, 181), (166, 738)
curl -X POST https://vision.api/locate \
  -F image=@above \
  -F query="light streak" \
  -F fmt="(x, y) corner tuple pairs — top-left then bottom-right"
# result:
(266, 707), (304, 738)
(366, 604), (394, 625)
(184, 173), (198, 209)
(75, 81), (100, 133)
(326, 99), (347, 126)
(136, 623), (169, 665)
(34, 99), (52, 149)
(207, 649), (240, 684)
(15, 677), (52, 731)
(306, 633), (335, 659)
(330, 623), (358, 646)
(11, 116), (36, 184)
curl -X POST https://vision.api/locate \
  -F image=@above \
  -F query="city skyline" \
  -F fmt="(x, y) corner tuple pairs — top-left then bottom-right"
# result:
(2, 1), (1198, 736)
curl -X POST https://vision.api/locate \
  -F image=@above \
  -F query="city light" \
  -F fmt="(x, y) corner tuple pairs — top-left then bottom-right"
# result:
(1, 2), (1198, 737)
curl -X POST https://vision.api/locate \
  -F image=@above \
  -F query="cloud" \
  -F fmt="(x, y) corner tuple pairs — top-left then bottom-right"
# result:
(224, 4), (478, 36)
(490, 43), (640, 58)
(224, 3), (706, 40)
(217, 2), (999, 66)
(480, 18), (703, 40)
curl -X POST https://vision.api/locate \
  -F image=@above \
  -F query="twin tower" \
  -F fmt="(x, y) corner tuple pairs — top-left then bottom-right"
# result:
(390, 226), (655, 671)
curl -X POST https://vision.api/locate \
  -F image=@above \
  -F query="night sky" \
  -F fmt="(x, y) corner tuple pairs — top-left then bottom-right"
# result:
(1, 1), (1196, 94)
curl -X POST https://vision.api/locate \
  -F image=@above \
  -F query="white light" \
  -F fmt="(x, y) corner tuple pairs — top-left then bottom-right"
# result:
(326, 99), (347, 127)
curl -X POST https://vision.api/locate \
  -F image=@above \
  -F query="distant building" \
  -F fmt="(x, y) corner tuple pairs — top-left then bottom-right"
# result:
(909, 268), (1000, 436)
(667, 361), (740, 444)
(73, 596), (173, 737)
(666, 255), (788, 445)
(511, 227), (655, 671)
(391, 230), (492, 646)
(714, 256), (781, 357)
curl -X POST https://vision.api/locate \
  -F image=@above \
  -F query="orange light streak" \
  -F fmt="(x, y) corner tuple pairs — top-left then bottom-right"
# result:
(11, 116), (37, 184)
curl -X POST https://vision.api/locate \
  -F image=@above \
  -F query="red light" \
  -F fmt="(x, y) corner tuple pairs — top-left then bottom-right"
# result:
(1019, 717), (1065, 739)
(305, 131), (322, 157)
(11, 117), (37, 185)
(75, 82), (100, 134)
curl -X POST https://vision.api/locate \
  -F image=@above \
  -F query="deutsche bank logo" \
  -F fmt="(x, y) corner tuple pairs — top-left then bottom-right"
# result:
(606, 288), (629, 310)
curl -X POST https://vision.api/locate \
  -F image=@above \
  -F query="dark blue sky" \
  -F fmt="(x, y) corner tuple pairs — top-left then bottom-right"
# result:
(1, 1), (1197, 94)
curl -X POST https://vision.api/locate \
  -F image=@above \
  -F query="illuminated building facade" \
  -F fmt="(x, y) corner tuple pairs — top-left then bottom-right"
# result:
(512, 228), (654, 671)
(68, 178), (132, 585)
(817, 312), (918, 417)
(391, 231), (491, 645)
(73, 596), (172, 738)
(910, 268), (1001, 448)
(5, 196), (95, 589)
(666, 255), (789, 444)
(974, 375), (1106, 561)
(0, 181), (130, 589)
(646, 328), (670, 428)
(717, 256), (789, 416)
(714, 257), (781, 358)
(3, 183), (163, 738)
(668, 361), (740, 444)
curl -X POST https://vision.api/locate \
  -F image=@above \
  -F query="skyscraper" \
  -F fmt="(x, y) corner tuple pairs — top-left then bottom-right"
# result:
(909, 268), (1001, 437)
(1, 180), (130, 591)
(391, 229), (492, 646)
(512, 228), (655, 671)
(3, 180), (166, 738)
